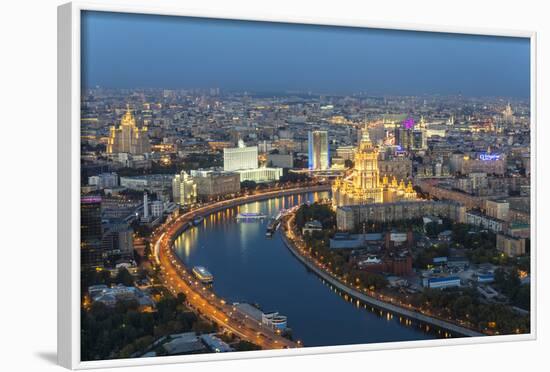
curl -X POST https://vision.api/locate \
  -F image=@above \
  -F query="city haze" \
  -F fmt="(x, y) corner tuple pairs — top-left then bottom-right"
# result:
(81, 11), (530, 98)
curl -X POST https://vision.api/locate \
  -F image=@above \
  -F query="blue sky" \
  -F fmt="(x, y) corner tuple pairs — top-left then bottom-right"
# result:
(81, 11), (530, 98)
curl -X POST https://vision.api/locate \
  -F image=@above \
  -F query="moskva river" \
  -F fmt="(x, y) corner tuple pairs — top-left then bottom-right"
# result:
(174, 192), (439, 347)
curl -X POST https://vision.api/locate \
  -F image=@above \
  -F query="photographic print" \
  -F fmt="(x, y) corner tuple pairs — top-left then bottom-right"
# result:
(78, 10), (532, 362)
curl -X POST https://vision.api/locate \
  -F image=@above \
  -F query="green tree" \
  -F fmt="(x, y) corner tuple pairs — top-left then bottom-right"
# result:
(115, 267), (135, 286)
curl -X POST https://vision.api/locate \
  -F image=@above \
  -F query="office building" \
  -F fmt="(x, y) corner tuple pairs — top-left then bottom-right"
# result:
(81, 196), (103, 269)
(267, 153), (294, 168)
(423, 276), (461, 289)
(224, 140), (282, 183)
(150, 201), (164, 217)
(236, 167), (283, 183)
(191, 169), (241, 200)
(172, 171), (197, 206)
(308, 130), (330, 170)
(223, 139), (258, 171)
(101, 223), (134, 261)
(88, 172), (119, 189)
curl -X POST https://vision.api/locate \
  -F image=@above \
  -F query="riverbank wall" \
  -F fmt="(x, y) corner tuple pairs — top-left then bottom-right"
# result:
(279, 230), (484, 338)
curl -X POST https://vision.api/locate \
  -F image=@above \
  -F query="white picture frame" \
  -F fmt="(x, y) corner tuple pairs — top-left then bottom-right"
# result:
(58, 1), (537, 369)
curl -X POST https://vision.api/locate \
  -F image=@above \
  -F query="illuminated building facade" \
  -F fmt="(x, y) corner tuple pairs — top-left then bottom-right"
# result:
(223, 140), (259, 171)
(332, 128), (416, 207)
(172, 171), (197, 206)
(236, 167), (283, 183)
(223, 139), (282, 183)
(107, 106), (151, 155)
(308, 131), (330, 170)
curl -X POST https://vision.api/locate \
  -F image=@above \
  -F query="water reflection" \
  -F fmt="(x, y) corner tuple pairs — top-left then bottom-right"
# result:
(173, 192), (444, 346)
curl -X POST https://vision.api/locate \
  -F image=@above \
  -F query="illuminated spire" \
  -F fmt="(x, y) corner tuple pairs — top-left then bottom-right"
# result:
(121, 104), (136, 127)
(359, 124), (373, 151)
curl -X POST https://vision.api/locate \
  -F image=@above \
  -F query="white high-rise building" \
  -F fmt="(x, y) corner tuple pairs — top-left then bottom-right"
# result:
(223, 139), (258, 171)
(172, 171), (197, 206)
(143, 192), (149, 219)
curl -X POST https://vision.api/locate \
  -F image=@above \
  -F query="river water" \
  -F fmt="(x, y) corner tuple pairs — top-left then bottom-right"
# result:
(173, 191), (439, 347)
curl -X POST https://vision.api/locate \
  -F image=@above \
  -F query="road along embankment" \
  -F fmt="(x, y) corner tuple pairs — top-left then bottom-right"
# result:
(279, 222), (484, 338)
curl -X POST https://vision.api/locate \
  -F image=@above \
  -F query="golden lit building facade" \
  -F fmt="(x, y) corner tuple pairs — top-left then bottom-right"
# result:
(172, 171), (197, 206)
(107, 106), (151, 155)
(332, 127), (416, 207)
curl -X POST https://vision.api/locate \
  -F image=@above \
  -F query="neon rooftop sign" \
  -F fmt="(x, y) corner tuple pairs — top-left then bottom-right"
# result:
(81, 196), (102, 203)
(479, 153), (501, 161)
(402, 117), (415, 130)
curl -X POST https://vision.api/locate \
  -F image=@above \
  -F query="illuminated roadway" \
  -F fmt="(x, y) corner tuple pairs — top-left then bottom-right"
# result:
(152, 183), (330, 350)
(282, 211), (485, 338)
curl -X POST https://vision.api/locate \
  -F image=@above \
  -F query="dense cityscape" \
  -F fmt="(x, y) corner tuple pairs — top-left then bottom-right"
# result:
(80, 88), (531, 360)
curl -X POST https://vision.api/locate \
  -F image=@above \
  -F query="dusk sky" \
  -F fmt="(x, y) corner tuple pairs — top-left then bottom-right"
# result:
(81, 11), (530, 98)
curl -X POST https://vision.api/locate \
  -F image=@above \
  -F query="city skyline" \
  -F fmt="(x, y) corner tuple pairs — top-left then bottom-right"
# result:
(79, 11), (531, 362)
(82, 11), (530, 98)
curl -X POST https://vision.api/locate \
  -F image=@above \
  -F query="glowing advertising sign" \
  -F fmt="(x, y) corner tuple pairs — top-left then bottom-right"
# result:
(402, 117), (415, 130)
(81, 196), (102, 203)
(479, 153), (501, 161)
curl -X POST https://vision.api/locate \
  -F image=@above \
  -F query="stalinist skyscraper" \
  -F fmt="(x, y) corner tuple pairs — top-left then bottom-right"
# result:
(107, 105), (151, 155)
(332, 127), (383, 206)
(332, 125), (416, 207)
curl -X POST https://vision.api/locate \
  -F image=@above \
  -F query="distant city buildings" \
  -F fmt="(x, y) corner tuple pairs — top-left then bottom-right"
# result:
(80, 88), (531, 274)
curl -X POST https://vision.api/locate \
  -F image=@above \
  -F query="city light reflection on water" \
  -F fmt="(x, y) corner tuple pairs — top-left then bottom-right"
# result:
(173, 192), (445, 346)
